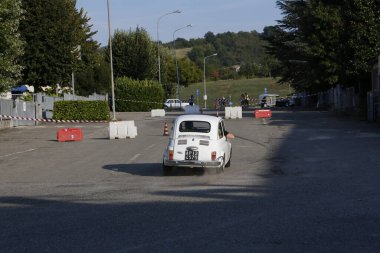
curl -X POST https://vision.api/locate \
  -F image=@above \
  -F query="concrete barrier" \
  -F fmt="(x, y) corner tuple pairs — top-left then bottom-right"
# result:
(225, 107), (232, 119)
(224, 107), (242, 119)
(151, 109), (165, 117)
(0, 118), (12, 129)
(109, 120), (138, 139)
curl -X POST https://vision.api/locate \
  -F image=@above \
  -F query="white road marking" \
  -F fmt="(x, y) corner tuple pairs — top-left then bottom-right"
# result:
(129, 154), (141, 161)
(0, 148), (37, 159)
(145, 144), (156, 150)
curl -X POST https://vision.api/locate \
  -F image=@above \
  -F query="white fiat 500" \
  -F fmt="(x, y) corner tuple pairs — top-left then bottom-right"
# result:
(162, 114), (232, 175)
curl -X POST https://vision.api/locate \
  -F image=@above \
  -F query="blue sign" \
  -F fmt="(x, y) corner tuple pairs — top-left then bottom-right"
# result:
(264, 88), (268, 95)
(196, 89), (200, 97)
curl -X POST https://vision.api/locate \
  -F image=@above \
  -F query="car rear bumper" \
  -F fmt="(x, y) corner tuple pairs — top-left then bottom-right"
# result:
(164, 159), (222, 168)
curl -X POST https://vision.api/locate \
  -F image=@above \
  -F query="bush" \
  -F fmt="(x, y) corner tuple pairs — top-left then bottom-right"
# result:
(115, 77), (164, 111)
(53, 101), (110, 121)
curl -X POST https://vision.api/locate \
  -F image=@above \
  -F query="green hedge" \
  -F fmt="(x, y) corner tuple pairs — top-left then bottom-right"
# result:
(115, 77), (164, 112)
(53, 101), (110, 121)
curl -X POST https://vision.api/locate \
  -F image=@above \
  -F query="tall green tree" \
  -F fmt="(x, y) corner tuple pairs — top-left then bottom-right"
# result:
(19, 0), (99, 90)
(0, 0), (24, 92)
(265, 0), (380, 92)
(109, 27), (157, 80)
(75, 49), (111, 96)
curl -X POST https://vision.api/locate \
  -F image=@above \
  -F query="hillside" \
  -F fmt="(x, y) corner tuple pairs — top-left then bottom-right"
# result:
(179, 78), (291, 108)
(166, 30), (276, 79)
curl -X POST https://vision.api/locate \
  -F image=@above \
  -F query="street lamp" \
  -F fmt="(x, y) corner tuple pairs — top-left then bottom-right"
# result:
(173, 24), (192, 100)
(157, 10), (181, 84)
(203, 53), (218, 109)
(107, 0), (116, 120)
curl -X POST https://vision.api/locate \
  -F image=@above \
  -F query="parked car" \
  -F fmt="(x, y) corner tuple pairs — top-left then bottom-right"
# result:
(259, 94), (279, 108)
(164, 99), (189, 110)
(276, 97), (290, 107)
(162, 115), (232, 175)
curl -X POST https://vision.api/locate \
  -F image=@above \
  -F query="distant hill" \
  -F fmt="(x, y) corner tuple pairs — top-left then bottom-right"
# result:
(166, 30), (269, 68)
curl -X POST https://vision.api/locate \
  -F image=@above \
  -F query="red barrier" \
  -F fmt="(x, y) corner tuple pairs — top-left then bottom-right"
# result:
(254, 109), (272, 118)
(57, 128), (83, 142)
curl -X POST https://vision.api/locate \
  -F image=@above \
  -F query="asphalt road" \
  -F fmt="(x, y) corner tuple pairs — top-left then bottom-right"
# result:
(0, 110), (379, 253)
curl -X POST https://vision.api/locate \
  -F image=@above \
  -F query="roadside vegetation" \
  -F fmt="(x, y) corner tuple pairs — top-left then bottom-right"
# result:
(180, 78), (291, 108)
(1, 1), (379, 113)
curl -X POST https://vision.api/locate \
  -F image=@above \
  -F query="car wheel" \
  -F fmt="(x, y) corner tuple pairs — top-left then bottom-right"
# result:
(162, 162), (172, 176)
(225, 149), (232, 168)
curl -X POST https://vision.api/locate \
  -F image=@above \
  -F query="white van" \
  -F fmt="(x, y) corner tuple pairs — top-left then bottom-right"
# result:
(259, 94), (279, 108)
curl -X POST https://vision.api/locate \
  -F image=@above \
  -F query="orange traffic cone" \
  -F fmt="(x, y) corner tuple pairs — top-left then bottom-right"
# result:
(163, 122), (169, 136)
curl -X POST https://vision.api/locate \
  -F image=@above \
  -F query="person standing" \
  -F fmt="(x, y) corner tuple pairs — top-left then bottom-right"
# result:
(189, 94), (194, 106)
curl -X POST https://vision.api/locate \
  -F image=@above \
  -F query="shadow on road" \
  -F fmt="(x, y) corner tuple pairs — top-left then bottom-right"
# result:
(102, 163), (210, 177)
(2, 111), (380, 252)
(103, 163), (162, 176)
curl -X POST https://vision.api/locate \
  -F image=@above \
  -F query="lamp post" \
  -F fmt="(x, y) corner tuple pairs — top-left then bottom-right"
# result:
(203, 53), (217, 109)
(157, 10), (181, 84)
(173, 24), (192, 100)
(107, 0), (116, 120)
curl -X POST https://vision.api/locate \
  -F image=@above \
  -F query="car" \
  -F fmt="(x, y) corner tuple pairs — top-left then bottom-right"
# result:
(275, 97), (290, 107)
(259, 93), (279, 108)
(162, 114), (232, 175)
(164, 99), (189, 110)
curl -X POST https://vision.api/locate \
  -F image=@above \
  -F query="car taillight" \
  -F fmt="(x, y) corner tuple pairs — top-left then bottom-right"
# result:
(211, 151), (216, 161)
(169, 148), (174, 160)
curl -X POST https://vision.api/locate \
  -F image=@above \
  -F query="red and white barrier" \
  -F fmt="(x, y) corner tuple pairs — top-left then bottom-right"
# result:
(254, 110), (272, 118)
(0, 114), (108, 123)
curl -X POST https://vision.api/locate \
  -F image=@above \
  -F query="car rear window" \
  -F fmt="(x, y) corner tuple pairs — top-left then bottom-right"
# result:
(179, 121), (211, 133)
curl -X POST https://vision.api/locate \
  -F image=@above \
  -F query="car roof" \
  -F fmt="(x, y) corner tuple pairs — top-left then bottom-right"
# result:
(175, 114), (222, 125)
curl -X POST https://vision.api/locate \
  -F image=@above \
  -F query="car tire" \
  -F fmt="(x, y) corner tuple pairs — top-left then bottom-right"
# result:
(225, 149), (232, 168)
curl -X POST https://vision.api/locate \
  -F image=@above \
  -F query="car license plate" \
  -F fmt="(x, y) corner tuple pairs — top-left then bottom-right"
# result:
(185, 150), (199, 160)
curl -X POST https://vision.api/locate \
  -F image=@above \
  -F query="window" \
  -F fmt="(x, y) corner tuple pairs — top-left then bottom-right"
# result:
(179, 121), (211, 133)
(218, 122), (224, 139)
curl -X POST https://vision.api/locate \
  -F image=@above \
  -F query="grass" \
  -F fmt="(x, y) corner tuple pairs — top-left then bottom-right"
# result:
(175, 48), (192, 59)
(178, 78), (292, 108)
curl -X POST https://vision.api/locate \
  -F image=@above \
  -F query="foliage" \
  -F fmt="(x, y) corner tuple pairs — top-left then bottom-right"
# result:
(264, 0), (380, 92)
(53, 100), (110, 121)
(167, 57), (202, 87)
(115, 77), (164, 112)
(186, 31), (268, 69)
(180, 78), (291, 108)
(108, 27), (157, 80)
(75, 49), (111, 96)
(0, 0), (24, 92)
(19, 0), (99, 90)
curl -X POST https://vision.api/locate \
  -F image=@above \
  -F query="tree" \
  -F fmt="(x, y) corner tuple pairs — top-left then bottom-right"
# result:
(108, 27), (156, 80)
(19, 0), (99, 90)
(0, 0), (24, 92)
(265, 0), (380, 92)
(75, 49), (111, 96)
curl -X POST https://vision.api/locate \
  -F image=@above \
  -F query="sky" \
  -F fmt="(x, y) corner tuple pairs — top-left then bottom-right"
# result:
(76, 0), (283, 46)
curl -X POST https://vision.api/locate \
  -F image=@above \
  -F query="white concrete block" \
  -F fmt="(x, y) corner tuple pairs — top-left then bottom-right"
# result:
(128, 126), (138, 138)
(230, 108), (237, 119)
(225, 107), (232, 119)
(118, 122), (128, 139)
(109, 120), (138, 139)
(151, 109), (165, 117)
(109, 122), (118, 139)
(236, 106), (243, 119)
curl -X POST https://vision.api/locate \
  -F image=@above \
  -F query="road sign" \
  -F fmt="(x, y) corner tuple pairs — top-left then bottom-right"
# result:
(264, 88), (268, 95)
(196, 89), (200, 97)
